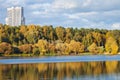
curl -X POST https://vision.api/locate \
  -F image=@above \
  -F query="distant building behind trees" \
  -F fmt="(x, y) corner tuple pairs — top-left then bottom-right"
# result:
(5, 6), (25, 26)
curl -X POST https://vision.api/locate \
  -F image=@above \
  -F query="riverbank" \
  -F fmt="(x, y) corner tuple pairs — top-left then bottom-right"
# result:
(0, 52), (117, 57)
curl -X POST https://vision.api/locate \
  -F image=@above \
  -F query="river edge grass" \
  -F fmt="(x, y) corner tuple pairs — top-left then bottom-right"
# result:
(0, 52), (117, 57)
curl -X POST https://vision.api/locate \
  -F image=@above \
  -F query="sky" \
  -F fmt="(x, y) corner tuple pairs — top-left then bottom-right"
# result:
(0, 0), (120, 29)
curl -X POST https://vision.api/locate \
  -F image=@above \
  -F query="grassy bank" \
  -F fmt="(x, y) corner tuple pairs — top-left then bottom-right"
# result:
(0, 52), (116, 57)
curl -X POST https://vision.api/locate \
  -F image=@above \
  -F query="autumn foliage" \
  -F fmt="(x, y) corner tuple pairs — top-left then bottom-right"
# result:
(0, 42), (13, 55)
(0, 24), (120, 55)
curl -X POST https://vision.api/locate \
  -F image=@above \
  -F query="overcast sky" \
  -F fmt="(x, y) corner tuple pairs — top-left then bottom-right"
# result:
(0, 0), (120, 29)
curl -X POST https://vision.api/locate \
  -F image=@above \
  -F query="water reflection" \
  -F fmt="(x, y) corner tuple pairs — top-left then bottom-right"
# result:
(0, 61), (120, 80)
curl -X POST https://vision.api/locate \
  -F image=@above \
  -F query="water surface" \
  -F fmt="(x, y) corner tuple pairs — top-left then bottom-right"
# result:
(0, 55), (120, 64)
(0, 55), (120, 80)
(0, 61), (120, 80)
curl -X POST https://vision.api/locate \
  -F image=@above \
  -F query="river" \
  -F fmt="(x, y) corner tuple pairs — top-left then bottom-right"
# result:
(0, 55), (120, 80)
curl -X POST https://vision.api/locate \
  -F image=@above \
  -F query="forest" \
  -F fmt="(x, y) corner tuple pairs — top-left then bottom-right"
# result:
(0, 24), (120, 56)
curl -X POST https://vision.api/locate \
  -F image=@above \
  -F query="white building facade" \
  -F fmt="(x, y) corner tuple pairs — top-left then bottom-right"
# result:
(5, 7), (25, 26)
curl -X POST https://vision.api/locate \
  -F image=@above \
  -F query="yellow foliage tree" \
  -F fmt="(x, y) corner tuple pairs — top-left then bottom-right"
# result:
(105, 37), (118, 54)
(19, 25), (27, 34)
(88, 43), (99, 54)
(48, 43), (56, 54)
(55, 42), (66, 55)
(69, 40), (84, 54)
(37, 39), (48, 55)
(92, 32), (102, 46)
(55, 27), (65, 41)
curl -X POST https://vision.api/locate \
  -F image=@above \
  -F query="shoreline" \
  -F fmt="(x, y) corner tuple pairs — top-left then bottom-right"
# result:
(0, 52), (118, 57)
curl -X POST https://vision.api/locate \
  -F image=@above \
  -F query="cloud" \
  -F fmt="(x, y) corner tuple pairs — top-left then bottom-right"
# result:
(83, 0), (92, 7)
(52, 0), (78, 9)
(1, 0), (120, 29)
(111, 23), (120, 29)
(64, 12), (98, 19)
(31, 10), (54, 18)
(0, 0), (26, 8)
(29, 3), (50, 10)
(81, 0), (120, 11)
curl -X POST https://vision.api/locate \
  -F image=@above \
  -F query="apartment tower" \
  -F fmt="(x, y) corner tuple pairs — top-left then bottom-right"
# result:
(5, 6), (25, 26)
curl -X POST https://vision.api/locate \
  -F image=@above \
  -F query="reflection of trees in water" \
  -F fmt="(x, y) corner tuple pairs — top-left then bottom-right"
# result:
(0, 61), (119, 80)
(105, 61), (118, 73)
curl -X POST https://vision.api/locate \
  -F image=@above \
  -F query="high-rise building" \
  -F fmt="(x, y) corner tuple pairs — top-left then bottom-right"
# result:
(5, 6), (25, 26)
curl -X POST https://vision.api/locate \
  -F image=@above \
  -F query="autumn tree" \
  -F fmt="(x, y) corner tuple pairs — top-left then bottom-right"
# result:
(69, 40), (84, 54)
(0, 42), (13, 55)
(65, 28), (73, 43)
(0, 23), (120, 55)
(48, 42), (56, 54)
(82, 33), (93, 48)
(18, 44), (32, 54)
(88, 42), (105, 54)
(49, 28), (57, 41)
(32, 47), (40, 55)
(105, 37), (118, 54)
(55, 40), (65, 55)
(73, 32), (82, 42)
(55, 27), (66, 41)
(64, 43), (70, 55)
(88, 43), (99, 54)
(112, 31), (120, 45)
(92, 32), (102, 46)
(19, 25), (27, 34)
(37, 39), (48, 55)
(24, 25), (40, 44)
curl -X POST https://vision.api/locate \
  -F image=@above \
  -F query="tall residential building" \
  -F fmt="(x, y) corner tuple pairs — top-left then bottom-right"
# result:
(5, 6), (25, 26)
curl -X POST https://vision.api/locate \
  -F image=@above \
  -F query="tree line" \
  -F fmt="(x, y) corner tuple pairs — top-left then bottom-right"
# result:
(0, 24), (119, 56)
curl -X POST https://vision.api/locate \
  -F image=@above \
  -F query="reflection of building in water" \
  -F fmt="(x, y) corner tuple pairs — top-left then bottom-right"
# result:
(5, 6), (25, 26)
